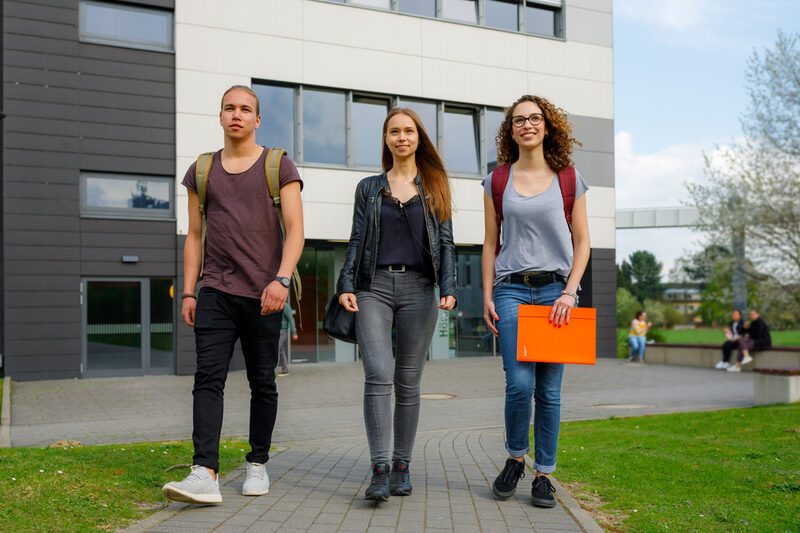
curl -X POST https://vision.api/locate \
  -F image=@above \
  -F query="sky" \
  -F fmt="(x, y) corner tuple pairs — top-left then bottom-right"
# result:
(612, 0), (800, 279)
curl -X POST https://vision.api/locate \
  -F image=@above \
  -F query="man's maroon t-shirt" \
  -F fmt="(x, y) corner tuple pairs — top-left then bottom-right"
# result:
(182, 147), (303, 299)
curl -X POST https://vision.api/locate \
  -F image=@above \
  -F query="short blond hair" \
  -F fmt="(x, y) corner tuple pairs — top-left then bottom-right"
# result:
(220, 85), (260, 115)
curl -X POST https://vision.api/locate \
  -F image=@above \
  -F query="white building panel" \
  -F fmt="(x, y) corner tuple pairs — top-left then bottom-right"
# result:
(175, 70), (248, 116)
(421, 58), (528, 106)
(175, 0), (304, 39)
(300, 168), (366, 206)
(585, 186), (615, 219)
(420, 18), (528, 71)
(527, 72), (613, 119)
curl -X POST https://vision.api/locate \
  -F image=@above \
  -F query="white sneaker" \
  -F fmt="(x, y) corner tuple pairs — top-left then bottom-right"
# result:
(726, 366), (741, 372)
(162, 465), (221, 504)
(242, 462), (269, 496)
(715, 361), (725, 369)
(721, 362), (731, 369)
(742, 355), (753, 365)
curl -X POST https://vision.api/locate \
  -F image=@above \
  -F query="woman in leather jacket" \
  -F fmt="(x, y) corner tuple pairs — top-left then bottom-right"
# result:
(336, 107), (456, 502)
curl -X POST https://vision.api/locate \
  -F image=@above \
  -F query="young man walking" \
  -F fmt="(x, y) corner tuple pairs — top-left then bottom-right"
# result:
(162, 85), (304, 504)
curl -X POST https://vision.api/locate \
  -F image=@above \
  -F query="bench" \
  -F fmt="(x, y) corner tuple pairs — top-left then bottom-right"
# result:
(644, 343), (800, 372)
(753, 368), (800, 406)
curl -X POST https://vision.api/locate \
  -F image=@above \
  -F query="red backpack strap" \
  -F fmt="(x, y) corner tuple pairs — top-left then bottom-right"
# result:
(491, 164), (511, 256)
(557, 166), (576, 232)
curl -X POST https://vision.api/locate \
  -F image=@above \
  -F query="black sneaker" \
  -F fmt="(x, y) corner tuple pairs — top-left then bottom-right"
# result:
(492, 458), (526, 499)
(364, 462), (390, 501)
(531, 475), (557, 508)
(389, 459), (412, 496)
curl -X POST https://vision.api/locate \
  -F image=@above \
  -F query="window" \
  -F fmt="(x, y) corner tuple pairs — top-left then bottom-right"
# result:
(352, 96), (390, 167)
(398, 99), (438, 146)
(254, 83), (295, 158)
(81, 173), (174, 219)
(525, 2), (557, 37)
(399, 0), (436, 17)
(303, 89), (346, 165)
(486, 0), (519, 31)
(79, 1), (173, 52)
(485, 109), (505, 172)
(444, 107), (480, 174)
(442, 0), (478, 24)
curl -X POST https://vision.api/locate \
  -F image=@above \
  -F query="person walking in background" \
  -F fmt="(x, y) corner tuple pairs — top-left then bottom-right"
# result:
(162, 85), (304, 504)
(727, 309), (772, 372)
(716, 309), (744, 370)
(482, 95), (590, 508)
(336, 107), (457, 502)
(277, 302), (297, 376)
(628, 311), (652, 362)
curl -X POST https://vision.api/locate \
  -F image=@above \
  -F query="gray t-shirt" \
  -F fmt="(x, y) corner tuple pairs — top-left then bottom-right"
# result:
(482, 167), (588, 283)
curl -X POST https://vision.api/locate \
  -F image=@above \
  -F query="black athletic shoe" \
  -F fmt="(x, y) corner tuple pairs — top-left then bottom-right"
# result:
(364, 463), (390, 501)
(389, 459), (412, 496)
(492, 458), (526, 499)
(531, 475), (557, 508)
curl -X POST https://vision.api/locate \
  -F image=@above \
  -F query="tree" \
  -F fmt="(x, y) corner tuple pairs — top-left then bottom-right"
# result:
(620, 251), (663, 304)
(616, 287), (639, 328)
(616, 263), (632, 292)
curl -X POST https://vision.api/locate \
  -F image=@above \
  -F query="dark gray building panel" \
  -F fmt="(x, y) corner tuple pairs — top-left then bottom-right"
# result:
(3, 0), (176, 380)
(590, 247), (616, 358)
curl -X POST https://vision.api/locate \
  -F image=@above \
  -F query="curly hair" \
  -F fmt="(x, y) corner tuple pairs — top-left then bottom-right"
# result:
(495, 95), (582, 170)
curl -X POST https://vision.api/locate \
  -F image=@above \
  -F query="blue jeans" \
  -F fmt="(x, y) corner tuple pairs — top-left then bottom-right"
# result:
(493, 280), (566, 474)
(628, 336), (646, 360)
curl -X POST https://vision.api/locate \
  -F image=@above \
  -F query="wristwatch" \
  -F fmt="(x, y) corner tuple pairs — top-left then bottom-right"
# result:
(275, 276), (290, 288)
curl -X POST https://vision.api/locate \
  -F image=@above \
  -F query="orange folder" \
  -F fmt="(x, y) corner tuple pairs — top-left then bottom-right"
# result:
(516, 305), (596, 365)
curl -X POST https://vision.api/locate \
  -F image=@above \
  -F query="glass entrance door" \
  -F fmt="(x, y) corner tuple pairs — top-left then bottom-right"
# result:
(83, 278), (175, 376)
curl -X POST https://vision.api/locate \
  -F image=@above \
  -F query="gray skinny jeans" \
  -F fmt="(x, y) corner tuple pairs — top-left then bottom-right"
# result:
(355, 268), (439, 466)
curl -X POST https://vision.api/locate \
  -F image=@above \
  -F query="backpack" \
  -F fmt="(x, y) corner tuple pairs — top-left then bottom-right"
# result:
(490, 164), (576, 256)
(195, 148), (302, 301)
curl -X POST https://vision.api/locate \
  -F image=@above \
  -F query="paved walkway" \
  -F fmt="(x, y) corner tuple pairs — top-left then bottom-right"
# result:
(10, 358), (756, 532)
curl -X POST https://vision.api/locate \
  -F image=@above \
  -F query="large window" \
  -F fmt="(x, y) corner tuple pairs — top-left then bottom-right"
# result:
(254, 80), (503, 177)
(331, 0), (562, 38)
(81, 173), (174, 219)
(79, 1), (174, 52)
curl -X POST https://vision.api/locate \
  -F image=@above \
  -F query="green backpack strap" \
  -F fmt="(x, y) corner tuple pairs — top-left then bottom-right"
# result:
(264, 148), (303, 303)
(195, 152), (215, 279)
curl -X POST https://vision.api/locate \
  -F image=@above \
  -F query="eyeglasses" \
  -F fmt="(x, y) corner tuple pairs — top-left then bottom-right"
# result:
(511, 113), (544, 128)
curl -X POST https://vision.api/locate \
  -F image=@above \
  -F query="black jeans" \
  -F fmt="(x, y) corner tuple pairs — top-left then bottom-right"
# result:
(192, 287), (281, 472)
(721, 340), (738, 362)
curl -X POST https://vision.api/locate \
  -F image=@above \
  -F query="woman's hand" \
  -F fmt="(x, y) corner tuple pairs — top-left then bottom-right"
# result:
(438, 295), (456, 311)
(549, 294), (576, 326)
(484, 300), (499, 336)
(339, 292), (359, 312)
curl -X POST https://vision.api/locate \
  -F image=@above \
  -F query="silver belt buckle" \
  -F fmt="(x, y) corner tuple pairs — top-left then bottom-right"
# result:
(388, 265), (406, 272)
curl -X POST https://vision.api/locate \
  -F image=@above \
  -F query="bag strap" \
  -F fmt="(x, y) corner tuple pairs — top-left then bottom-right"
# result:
(195, 152), (215, 279)
(491, 164), (511, 256)
(264, 147), (303, 303)
(557, 166), (576, 233)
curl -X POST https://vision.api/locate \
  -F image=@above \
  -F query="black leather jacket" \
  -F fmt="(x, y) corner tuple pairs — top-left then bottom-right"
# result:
(336, 173), (457, 301)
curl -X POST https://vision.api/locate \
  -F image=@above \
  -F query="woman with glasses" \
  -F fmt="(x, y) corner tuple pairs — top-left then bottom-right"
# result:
(482, 95), (590, 507)
(336, 108), (457, 501)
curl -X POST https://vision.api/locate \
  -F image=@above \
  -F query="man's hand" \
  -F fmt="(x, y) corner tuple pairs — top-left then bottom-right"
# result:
(292, 334), (298, 341)
(182, 297), (197, 327)
(261, 281), (288, 315)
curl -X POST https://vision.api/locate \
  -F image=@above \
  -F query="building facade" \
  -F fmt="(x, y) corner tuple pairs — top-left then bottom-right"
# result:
(2, 0), (615, 380)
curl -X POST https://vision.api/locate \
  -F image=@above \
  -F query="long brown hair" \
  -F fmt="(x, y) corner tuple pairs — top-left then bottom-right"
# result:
(382, 108), (452, 222)
(496, 95), (582, 170)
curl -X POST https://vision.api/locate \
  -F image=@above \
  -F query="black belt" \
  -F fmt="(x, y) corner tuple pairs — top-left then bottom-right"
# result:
(508, 271), (565, 288)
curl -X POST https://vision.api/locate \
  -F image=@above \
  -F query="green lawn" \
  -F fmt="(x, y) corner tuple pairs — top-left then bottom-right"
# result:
(617, 328), (800, 347)
(548, 405), (800, 532)
(0, 439), (251, 532)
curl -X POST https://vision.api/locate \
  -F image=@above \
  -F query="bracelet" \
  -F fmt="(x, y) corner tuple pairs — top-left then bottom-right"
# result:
(182, 293), (197, 300)
(561, 290), (579, 306)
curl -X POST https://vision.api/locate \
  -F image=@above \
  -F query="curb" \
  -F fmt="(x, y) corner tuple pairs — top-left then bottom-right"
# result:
(523, 455), (603, 533)
(0, 376), (11, 448)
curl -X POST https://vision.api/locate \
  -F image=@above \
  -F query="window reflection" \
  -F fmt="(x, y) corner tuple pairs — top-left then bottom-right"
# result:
(398, 0), (435, 17)
(254, 84), (295, 157)
(303, 89), (346, 165)
(397, 99), (438, 147)
(485, 109), (505, 172)
(80, 0), (173, 51)
(486, 0), (519, 31)
(444, 107), (479, 174)
(353, 96), (389, 168)
(82, 173), (173, 218)
(441, 0), (477, 23)
(525, 3), (556, 36)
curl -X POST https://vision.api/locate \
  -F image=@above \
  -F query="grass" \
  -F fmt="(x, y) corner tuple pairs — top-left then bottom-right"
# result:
(548, 404), (800, 532)
(0, 439), (251, 532)
(616, 328), (800, 347)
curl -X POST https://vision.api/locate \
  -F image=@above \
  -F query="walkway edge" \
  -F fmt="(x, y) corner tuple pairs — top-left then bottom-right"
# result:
(0, 376), (11, 448)
(523, 455), (603, 533)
